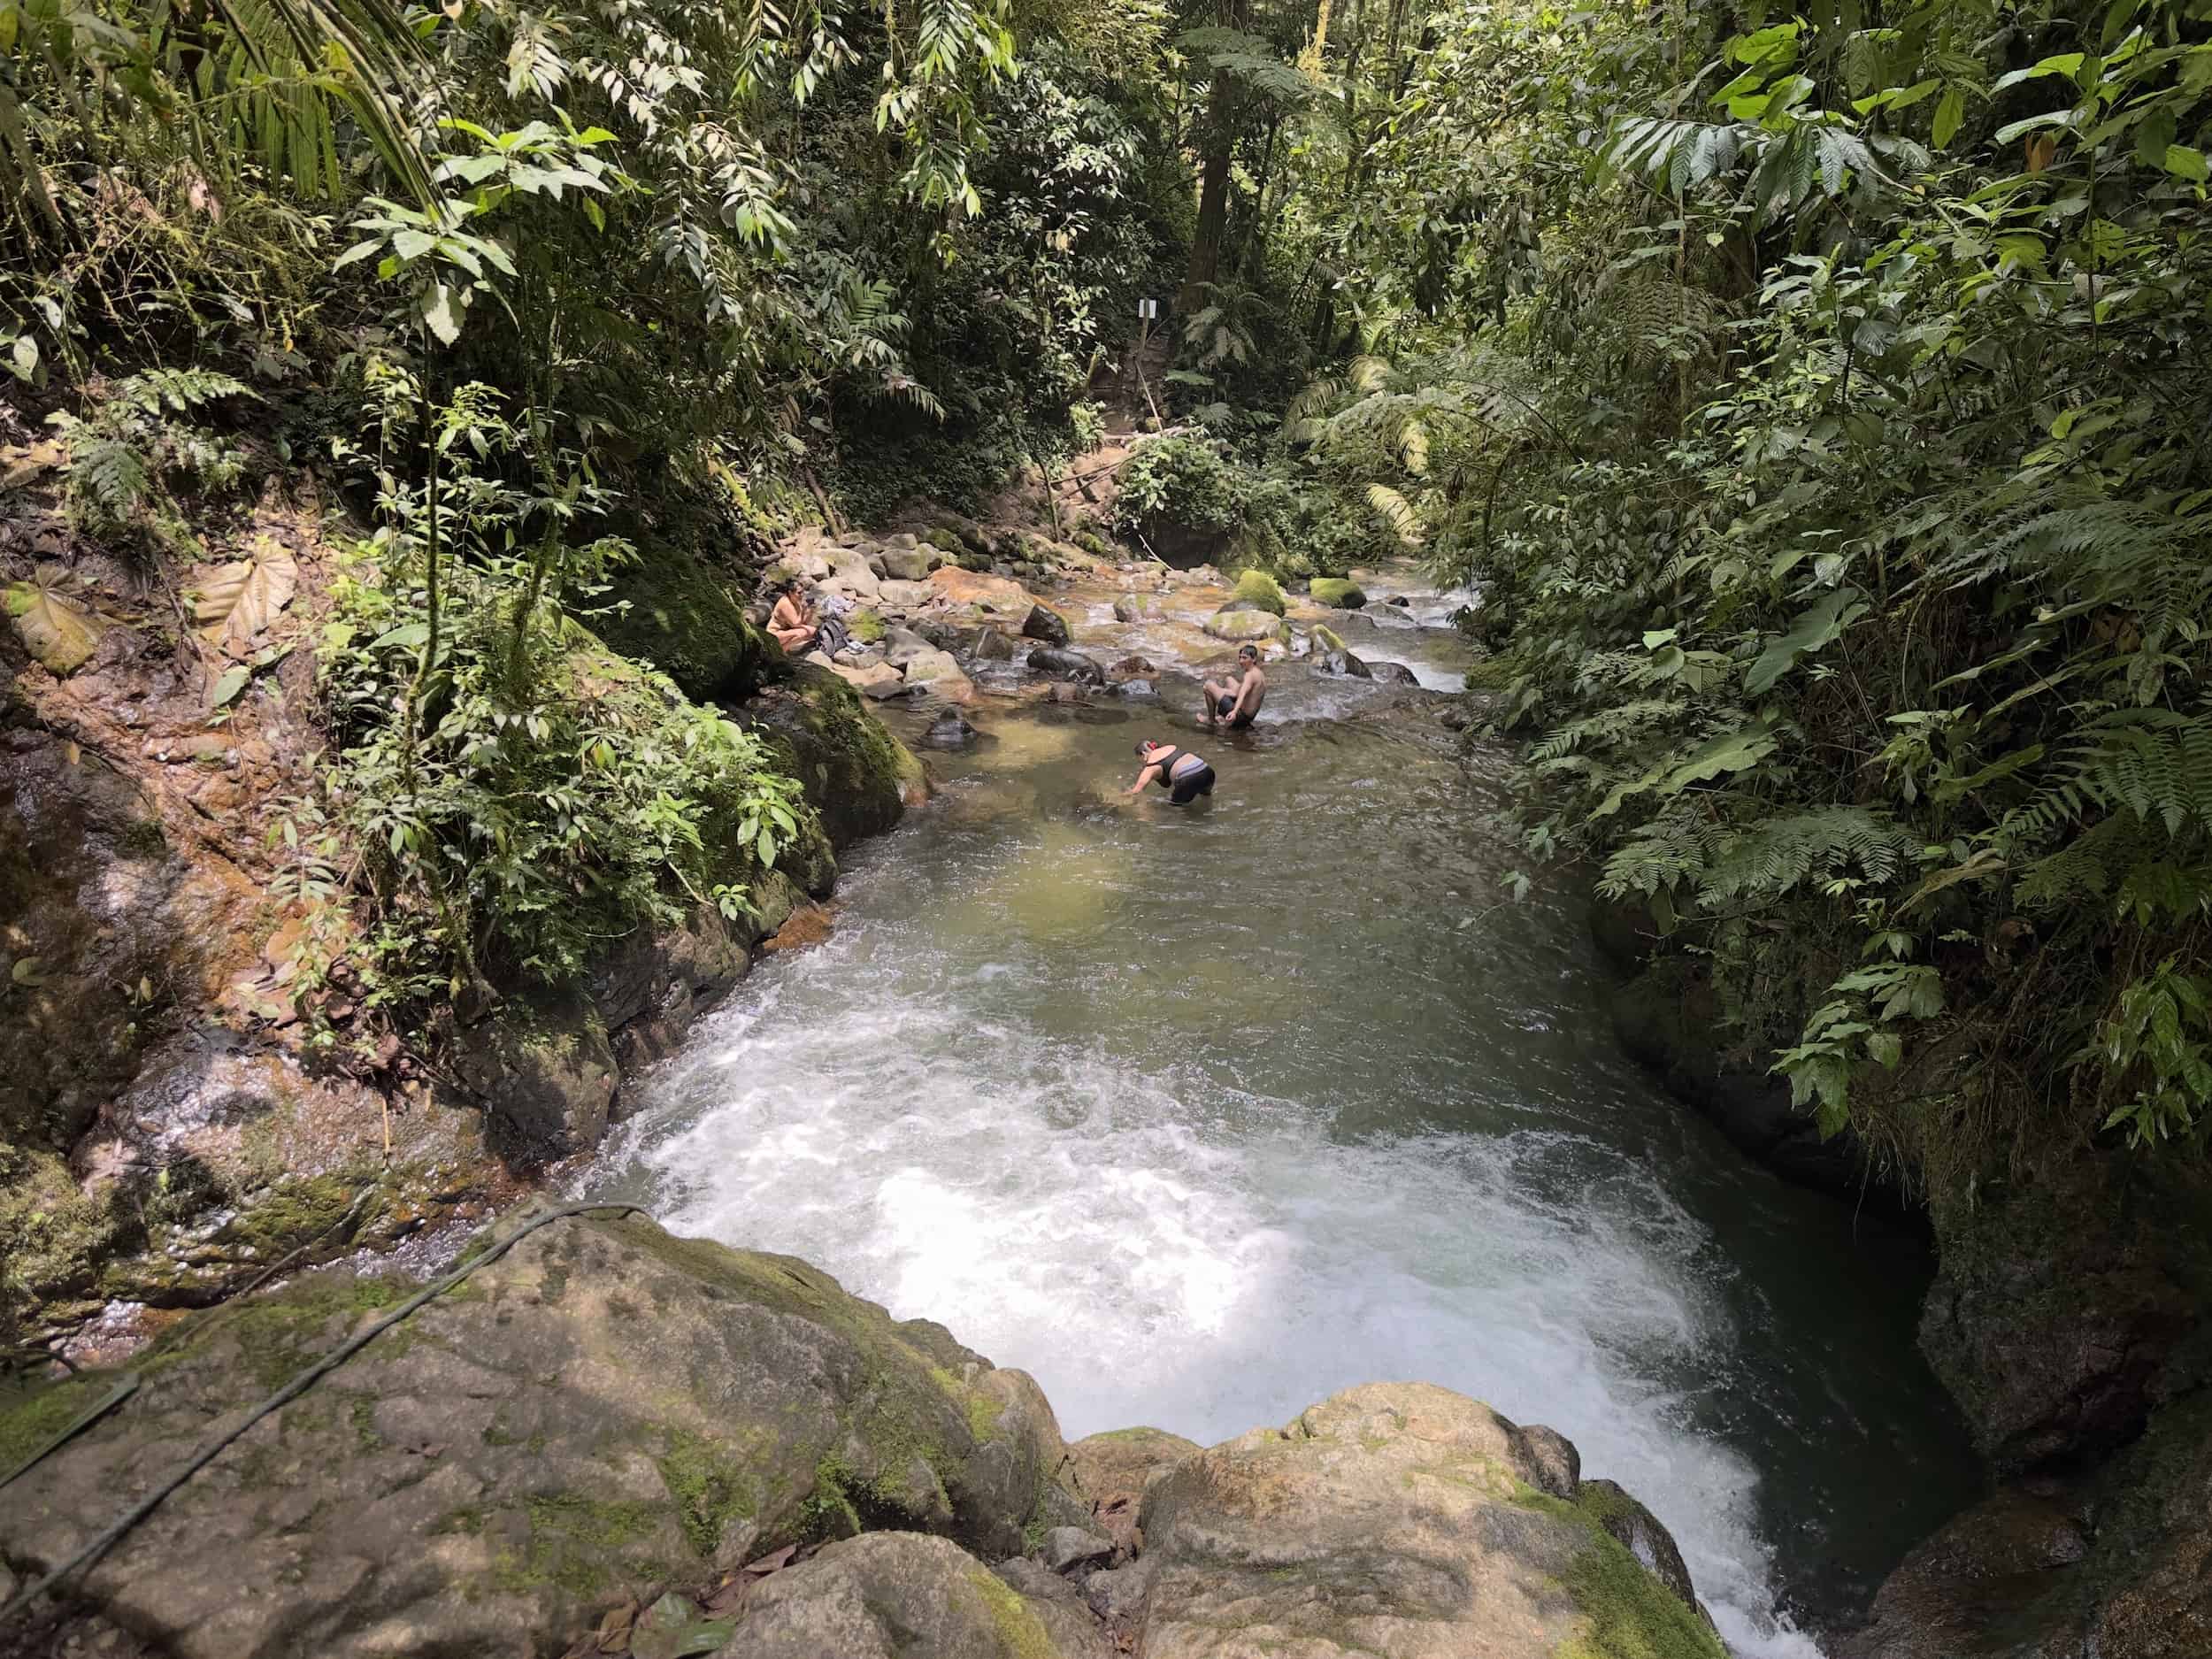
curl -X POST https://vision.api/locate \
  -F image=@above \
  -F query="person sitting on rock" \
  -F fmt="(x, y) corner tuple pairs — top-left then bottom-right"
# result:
(1126, 739), (1215, 805)
(767, 578), (818, 655)
(1203, 644), (1266, 730)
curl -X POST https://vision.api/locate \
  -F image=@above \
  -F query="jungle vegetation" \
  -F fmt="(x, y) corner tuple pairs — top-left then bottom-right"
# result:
(4, 0), (2208, 1205)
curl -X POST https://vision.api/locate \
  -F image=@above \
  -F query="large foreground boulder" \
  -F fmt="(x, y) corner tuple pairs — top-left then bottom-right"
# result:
(1133, 1382), (1720, 1659)
(0, 1213), (1086, 1659)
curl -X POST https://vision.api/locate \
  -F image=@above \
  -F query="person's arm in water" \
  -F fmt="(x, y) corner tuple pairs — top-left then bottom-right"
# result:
(1125, 761), (1164, 795)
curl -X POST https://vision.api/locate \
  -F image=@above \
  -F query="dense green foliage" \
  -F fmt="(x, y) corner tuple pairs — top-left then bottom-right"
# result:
(1226, 0), (2212, 1194)
(8, 0), (2208, 1194)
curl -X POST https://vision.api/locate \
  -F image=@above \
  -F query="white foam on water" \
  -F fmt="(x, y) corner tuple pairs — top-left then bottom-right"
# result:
(599, 933), (1830, 1658)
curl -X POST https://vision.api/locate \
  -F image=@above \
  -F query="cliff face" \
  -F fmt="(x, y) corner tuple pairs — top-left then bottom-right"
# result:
(1593, 905), (2212, 1658)
(0, 1210), (1720, 1659)
(0, 464), (925, 1348)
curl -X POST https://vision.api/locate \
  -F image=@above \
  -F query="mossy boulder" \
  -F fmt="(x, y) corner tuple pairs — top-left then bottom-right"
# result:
(0, 1212), (1087, 1659)
(1230, 569), (1287, 615)
(1202, 609), (1288, 644)
(452, 990), (618, 1164)
(1308, 577), (1368, 609)
(743, 663), (928, 851)
(1310, 623), (1347, 654)
(1133, 1382), (1722, 1659)
(594, 541), (772, 703)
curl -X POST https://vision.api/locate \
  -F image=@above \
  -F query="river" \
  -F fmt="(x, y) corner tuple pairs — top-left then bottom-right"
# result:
(582, 571), (1978, 1656)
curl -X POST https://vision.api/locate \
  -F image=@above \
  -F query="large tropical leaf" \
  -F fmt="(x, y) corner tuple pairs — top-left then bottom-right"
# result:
(192, 535), (299, 656)
(6, 564), (110, 674)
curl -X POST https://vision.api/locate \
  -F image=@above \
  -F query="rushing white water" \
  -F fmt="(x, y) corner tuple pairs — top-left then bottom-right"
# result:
(588, 588), (1970, 1656)
(600, 933), (1819, 1658)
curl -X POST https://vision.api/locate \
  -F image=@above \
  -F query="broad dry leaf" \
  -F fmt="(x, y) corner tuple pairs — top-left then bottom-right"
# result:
(6, 563), (109, 674)
(1, 440), (68, 490)
(193, 534), (297, 656)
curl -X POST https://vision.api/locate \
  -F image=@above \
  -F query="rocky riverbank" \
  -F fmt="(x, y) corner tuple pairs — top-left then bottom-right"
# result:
(1594, 912), (2212, 1655)
(0, 1209), (1724, 1659)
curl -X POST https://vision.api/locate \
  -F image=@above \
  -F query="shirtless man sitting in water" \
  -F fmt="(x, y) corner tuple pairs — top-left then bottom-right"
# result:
(1203, 644), (1266, 730)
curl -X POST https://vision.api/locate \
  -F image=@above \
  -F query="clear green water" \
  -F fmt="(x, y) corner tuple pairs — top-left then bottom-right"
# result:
(585, 594), (1978, 1655)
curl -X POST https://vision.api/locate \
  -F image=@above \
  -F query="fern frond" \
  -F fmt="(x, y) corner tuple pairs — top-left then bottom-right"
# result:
(1366, 483), (1424, 548)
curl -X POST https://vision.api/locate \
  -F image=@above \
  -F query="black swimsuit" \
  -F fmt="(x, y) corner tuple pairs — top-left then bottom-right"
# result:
(1148, 747), (1216, 804)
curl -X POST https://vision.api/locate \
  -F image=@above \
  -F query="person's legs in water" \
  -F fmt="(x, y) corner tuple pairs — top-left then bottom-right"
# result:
(1171, 764), (1216, 805)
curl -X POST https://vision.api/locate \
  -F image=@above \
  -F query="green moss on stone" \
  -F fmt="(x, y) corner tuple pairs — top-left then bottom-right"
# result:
(1308, 577), (1368, 609)
(965, 1564), (1059, 1659)
(1511, 1484), (1724, 1659)
(593, 541), (771, 701)
(0, 1375), (102, 1476)
(1232, 570), (1287, 616)
(216, 1273), (408, 1390)
(850, 608), (887, 644)
(657, 1425), (761, 1558)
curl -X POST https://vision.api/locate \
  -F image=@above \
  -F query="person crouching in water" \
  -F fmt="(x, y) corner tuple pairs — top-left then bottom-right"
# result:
(1203, 644), (1265, 730)
(1127, 739), (1215, 804)
(767, 578), (818, 655)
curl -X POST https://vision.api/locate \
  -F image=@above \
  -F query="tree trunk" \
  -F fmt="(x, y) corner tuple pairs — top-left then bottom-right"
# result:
(1179, 77), (1239, 313)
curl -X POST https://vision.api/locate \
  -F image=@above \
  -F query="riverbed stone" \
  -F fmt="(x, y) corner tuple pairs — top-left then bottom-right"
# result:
(1230, 570), (1287, 615)
(1026, 646), (1105, 685)
(1202, 609), (1287, 644)
(880, 545), (942, 582)
(1368, 660), (1422, 686)
(1308, 577), (1368, 609)
(0, 1214), (1086, 1659)
(1112, 595), (1162, 624)
(1316, 649), (1372, 679)
(1020, 603), (1073, 646)
(1134, 1382), (1721, 1659)
(716, 1532), (1109, 1659)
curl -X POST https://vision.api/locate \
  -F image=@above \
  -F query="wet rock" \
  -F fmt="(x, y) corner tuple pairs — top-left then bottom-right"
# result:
(1511, 1423), (1581, 1501)
(720, 1532), (1108, 1659)
(1386, 594), (1412, 606)
(1368, 660), (1422, 686)
(1026, 647), (1105, 685)
(451, 989), (617, 1164)
(1837, 1482), (2095, 1659)
(741, 664), (927, 851)
(1920, 1162), (2200, 1472)
(1113, 680), (1155, 699)
(967, 626), (1021, 663)
(588, 902), (755, 1070)
(1315, 649), (1372, 679)
(1580, 1479), (1700, 1613)
(899, 648), (972, 698)
(1137, 1382), (1720, 1659)
(1202, 609), (1286, 644)
(1439, 703), (1473, 732)
(0, 1215), (1087, 1658)
(1308, 577), (1368, 609)
(1019, 603), (1072, 647)
(1609, 955), (1903, 1205)
(1111, 595), (1162, 624)
(923, 713), (979, 749)
(1107, 654), (1156, 681)
(1040, 1525), (1115, 1574)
